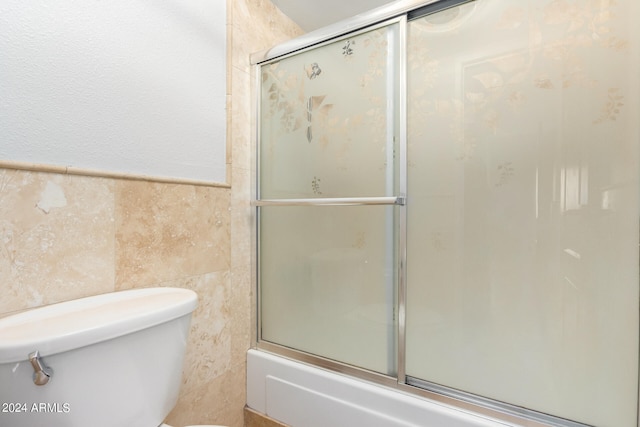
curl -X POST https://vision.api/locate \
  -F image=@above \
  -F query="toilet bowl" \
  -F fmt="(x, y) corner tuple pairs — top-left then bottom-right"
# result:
(0, 287), (219, 427)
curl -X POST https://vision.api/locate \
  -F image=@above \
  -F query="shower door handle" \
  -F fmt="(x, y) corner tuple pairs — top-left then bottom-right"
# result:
(252, 196), (405, 206)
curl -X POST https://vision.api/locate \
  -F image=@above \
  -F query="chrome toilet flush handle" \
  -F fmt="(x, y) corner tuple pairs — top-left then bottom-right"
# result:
(28, 351), (53, 386)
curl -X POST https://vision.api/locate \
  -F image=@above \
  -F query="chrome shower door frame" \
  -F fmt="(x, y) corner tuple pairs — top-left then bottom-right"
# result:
(250, 1), (639, 426)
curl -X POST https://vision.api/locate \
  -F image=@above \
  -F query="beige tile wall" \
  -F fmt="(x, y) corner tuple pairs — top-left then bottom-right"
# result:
(0, 1), (301, 427)
(0, 170), (116, 314)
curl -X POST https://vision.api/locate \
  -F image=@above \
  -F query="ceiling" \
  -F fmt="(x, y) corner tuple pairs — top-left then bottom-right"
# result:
(270, 0), (398, 32)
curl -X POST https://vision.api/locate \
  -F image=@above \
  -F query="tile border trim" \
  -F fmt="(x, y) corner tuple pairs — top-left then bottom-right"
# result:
(0, 160), (231, 188)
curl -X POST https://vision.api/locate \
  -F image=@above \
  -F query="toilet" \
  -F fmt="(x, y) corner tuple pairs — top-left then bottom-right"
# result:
(0, 287), (226, 427)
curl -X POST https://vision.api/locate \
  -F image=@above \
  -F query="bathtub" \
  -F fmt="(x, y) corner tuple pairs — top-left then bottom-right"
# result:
(246, 349), (515, 427)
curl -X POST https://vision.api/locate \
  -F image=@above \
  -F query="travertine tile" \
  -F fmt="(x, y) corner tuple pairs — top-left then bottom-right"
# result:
(166, 359), (247, 427)
(172, 271), (233, 398)
(231, 0), (304, 74)
(231, 167), (252, 268)
(230, 263), (253, 362)
(230, 67), (253, 172)
(0, 169), (115, 314)
(227, 93), (234, 167)
(114, 180), (231, 290)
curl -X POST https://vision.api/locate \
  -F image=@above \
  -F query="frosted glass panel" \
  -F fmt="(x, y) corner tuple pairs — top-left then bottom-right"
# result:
(406, 1), (639, 426)
(258, 21), (400, 375)
(260, 206), (396, 374)
(259, 24), (399, 199)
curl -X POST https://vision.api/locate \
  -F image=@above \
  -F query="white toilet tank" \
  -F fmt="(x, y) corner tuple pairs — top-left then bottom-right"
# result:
(0, 287), (198, 427)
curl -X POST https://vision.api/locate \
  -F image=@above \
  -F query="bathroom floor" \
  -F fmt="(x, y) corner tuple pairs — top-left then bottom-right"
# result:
(244, 407), (289, 427)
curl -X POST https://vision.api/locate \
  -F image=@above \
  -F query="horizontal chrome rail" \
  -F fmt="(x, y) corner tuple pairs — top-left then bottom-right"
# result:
(257, 341), (399, 388)
(252, 196), (405, 207)
(404, 377), (590, 427)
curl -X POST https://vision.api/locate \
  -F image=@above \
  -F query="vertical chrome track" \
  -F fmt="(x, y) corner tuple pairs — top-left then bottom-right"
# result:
(396, 15), (408, 385)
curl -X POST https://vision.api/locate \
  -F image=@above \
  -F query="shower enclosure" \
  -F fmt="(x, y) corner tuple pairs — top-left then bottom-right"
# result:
(252, 0), (640, 426)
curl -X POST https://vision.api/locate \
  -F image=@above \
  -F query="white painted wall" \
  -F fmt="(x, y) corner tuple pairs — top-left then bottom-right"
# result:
(0, 0), (226, 183)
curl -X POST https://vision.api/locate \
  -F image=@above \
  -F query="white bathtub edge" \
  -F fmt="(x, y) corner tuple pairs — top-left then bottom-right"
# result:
(246, 349), (515, 427)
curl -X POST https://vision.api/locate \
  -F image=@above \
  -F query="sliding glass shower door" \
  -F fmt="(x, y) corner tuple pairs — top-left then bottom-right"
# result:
(256, 0), (639, 425)
(257, 20), (402, 375)
(405, 1), (639, 426)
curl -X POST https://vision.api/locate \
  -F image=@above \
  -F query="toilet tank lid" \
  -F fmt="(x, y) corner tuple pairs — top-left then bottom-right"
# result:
(0, 287), (198, 363)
